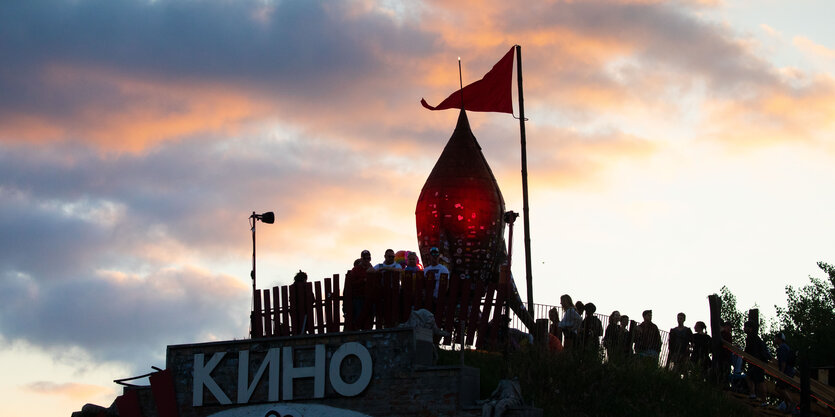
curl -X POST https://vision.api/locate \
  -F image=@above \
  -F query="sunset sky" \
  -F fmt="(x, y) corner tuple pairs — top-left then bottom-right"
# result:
(2, 1), (834, 415)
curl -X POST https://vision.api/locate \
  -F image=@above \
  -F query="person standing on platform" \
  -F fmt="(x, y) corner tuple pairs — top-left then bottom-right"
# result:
(619, 315), (633, 358)
(691, 321), (712, 377)
(375, 248), (403, 271)
(404, 251), (421, 272)
(666, 312), (693, 372)
(744, 320), (771, 406)
(634, 310), (662, 362)
(603, 311), (623, 362)
(557, 294), (582, 350)
(582, 302), (603, 354)
(289, 270), (315, 334)
(424, 247), (450, 299)
(773, 332), (797, 412)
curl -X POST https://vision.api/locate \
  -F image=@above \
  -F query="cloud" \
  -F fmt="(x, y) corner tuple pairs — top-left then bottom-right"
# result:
(0, 128), (434, 362)
(22, 381), (111, 400)
(0, 265), (248, 366)
(760, 24), (782, 39)
(0, 0), (437, 151)
(527, 127), (659, 187)
(1, 3), (834, 406)
(2, 0), (811, 159)
(794, 36), (835, 60)
(701, 74), (835, 148)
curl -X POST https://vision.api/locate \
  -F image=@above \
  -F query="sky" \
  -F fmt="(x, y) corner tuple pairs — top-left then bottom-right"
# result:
(1, 0), (834, 415)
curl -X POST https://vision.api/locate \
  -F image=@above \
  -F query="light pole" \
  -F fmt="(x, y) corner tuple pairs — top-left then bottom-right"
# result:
(250, 211), (274, 337)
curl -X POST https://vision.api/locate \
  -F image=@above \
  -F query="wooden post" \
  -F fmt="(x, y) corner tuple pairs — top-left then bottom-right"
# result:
(251, 289), (263, 338)
(436, 274), (450, 328)
(534, 318), (549, 348)
(332, 274), (341, 331)
(280, 285), (290, 335)
(401, 272), (414, 322)
(477, 283), (497, 349)
(271, 286), (287, 336)
(323, 277), (334, 333)
(515, 44), (535, 312)
(455, 275), (472, 346)
(465, 280), (486, 346)
(263, 290), (272, 337)
(800, 349), (810, 417)
(747, 308), (759, 326)
(304, 282), (315, 334)
(707, 294), (723, 384)
(314, 281), (324, 334)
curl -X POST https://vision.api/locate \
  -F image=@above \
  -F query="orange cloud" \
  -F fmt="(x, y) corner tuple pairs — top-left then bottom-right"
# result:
(0, 64), (273, 153)
(794, 36), (835, 60)
(702, 75), (835, 148)
(530, 127), (658, 186)
(22, 381), (110, 400)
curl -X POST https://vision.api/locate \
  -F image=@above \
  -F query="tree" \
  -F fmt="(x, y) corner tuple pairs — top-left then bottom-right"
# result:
(774, 261), (835, 366)
(719, 285), (746, 347)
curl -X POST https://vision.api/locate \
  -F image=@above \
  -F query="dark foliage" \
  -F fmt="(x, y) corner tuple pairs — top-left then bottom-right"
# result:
(439, 347), (751, 417)
(774, 261), (835, 366)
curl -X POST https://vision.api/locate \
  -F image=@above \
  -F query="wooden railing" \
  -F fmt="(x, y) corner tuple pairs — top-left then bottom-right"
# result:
(250, 269), (511, 349)
(724, 341), (835, 412)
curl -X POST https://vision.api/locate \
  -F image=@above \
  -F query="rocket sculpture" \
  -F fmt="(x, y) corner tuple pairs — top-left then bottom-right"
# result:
(415, 109), (533, 328)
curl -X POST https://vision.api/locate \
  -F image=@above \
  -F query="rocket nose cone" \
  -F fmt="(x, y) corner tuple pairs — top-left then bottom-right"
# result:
(415, 110), (506, 282)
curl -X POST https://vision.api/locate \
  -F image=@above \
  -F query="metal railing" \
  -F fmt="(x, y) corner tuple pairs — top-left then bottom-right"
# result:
(509, 302), (671, 366)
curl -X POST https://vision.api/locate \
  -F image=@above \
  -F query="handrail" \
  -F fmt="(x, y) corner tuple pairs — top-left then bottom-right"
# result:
(250, 270), (511, 350)
(723, 341), (835, 410)
(113, 366), (164, 387)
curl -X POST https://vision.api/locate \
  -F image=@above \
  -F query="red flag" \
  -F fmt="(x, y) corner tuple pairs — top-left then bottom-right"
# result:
(421, 47), (514, 114)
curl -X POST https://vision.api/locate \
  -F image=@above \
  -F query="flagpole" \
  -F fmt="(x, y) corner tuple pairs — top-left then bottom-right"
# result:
(458, 57), (464, 108)
(515, 45), (534, 311)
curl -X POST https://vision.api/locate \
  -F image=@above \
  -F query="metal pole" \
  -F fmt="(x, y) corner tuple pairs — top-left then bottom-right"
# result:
(800, 348), (810, 417)
(458, 57), (464, 109)
(251, 211), (257, 297)
(515, 45), (534, 310)
(250, 212), (257, 337)
(505, 211), (518, 269)
(707, 294), (724, 386)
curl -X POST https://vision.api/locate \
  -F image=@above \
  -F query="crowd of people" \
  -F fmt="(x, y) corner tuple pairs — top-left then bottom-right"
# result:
(342, 247), (451, 330)
(547, 294), (667, 363)
(289, 256), (804, 413)
(546, 295), (801, 413)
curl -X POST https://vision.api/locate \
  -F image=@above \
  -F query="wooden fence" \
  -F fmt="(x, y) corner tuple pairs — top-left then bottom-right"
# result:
(250, 269), (511, 349)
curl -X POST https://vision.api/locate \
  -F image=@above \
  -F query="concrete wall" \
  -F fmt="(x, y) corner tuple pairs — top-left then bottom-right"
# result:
(166, 328), (480, 417)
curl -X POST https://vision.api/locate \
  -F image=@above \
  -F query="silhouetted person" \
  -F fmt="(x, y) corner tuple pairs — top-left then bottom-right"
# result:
(558, 294), (582, 350)
(574, 301), (585, 316)
(691, 321), (712, 377)
(548, 307), (563, 353)
(404, 251), (421, 272)
(582, 302), (603, 354)
(574, 301), (585, 346)
(603, 310), (623, 362)
(375, 248), (403, 271)
(423, 247), (449, 299)
(717, 320), (734, 386)
(743, 320), (770, 405)
(289, 270), (315, 334)
(359, 249), (374, 272)
(634, 310), (661, 363)
(548, 307), (560, 339)
(773, 332), (796, 412)
(666, 312), (693, 371)
(619, 315), (633, 357)
(346, 257), (370, 330)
